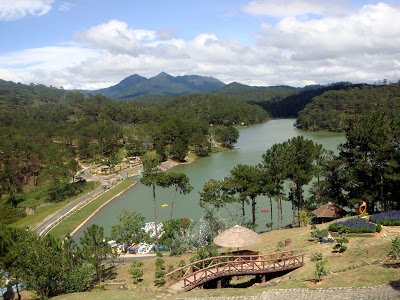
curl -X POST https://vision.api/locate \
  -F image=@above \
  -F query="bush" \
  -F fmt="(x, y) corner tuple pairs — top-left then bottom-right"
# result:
(329, 217), (377, 233)
(154, 252), (166, 287)
(371, 211), (400, 226)
(311, 229), (329, 240)
(299, 209), (312, 227)
(333, 232), (349, 253)
(376, 223), (382, 233)
(310, 252), (327, 282)
(190, 245), (219, 264)
(388, 236), (400, 260)
(129, 261), (143, 284)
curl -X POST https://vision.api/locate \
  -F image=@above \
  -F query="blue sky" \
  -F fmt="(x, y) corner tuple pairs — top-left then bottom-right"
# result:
(0, 0), (399, 88)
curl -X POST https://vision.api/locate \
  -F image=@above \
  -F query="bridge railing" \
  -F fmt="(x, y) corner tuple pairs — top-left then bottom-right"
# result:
(182, 253), (304, 290)
(165, 250), (296, 284)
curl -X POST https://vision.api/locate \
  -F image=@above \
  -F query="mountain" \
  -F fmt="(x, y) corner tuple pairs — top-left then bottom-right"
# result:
(88, 72), (225, 99)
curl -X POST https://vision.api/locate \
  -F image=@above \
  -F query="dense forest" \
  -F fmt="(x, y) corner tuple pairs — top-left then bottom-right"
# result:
(0, 79), (268, 225)
(296, 82), (400, 131)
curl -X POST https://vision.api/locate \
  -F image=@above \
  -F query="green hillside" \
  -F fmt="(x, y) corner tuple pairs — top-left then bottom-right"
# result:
(296, 83), (400, 131)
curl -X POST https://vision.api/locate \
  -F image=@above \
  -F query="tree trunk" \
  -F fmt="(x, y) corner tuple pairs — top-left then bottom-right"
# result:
(251, 198), (256, 225)
(269, 197), (273, 228)
(380, 174), (385, 211)
(170, 187), (178, 220)
(16, 278), (21, 300)
(153, 183), (159, 251)
(316, 172), (321, 204)
(241, 199), (245, 221)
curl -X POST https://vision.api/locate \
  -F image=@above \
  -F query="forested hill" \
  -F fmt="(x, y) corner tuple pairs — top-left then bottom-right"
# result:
(296, 83), (400, 132)
(86, 72), (225, 99)
(250, 82), (358, 118)
(0, 79), (69, 106)
(213, 82), (299, 101)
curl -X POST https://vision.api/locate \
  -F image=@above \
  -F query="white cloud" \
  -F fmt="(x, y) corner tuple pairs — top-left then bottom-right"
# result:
(58, 1), (73, 12)
(243, 0), (351, 17)
(0, 2), (400, 89)
(76, 20), (157, 56)
(0, 0), (53, 21)
(257, 3), (400, 60)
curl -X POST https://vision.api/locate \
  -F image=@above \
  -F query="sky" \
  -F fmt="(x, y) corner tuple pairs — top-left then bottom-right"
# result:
(0, 0), (400, 89)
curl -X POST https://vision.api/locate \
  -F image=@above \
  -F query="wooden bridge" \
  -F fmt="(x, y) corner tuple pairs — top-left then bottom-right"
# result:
(165, 250), (304, 292)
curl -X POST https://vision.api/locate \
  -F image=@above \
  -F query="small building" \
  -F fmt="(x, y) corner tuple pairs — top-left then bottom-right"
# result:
(312, 202), (347, 223)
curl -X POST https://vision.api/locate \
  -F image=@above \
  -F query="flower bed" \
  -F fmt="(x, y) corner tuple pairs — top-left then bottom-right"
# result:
(328, 217), (378, 233)
(370, 211), (400, 226)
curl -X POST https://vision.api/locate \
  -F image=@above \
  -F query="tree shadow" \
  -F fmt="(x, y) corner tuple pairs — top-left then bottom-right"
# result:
(389, 280), (400, 291)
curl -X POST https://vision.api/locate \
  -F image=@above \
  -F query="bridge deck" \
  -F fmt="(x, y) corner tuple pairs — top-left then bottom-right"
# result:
(166, 251), (304, 292)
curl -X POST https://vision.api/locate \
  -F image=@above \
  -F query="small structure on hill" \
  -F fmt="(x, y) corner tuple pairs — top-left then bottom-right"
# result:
(312, 202), (347, 223)
(213, 224), (262, 252)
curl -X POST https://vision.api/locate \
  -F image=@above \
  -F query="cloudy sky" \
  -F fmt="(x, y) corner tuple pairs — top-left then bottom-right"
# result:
(0, 0), (399, 89)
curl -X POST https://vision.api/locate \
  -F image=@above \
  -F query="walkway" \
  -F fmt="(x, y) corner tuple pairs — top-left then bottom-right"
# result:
(176, 285), (400, 300)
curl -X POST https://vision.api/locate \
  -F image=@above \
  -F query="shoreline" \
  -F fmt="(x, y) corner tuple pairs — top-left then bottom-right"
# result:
(69, 158), (189, 237)
(70, 180), (138, 237)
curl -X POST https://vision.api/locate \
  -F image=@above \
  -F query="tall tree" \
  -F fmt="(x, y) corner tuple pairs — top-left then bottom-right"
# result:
(161, 172), (193, 220)
(111, 210), (149, 246)
(224, 164), (264, 226)
(339, 111), (400, 211)
(140, 153), (165, 250)
(284, 136), (320, 227)
(80, 224), (112, 282)
(260, 143), (289, 228)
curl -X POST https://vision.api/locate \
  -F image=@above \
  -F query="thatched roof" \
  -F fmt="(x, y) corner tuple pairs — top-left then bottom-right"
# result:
(313, 202), (346, 219)
(213, 225), (262, 248)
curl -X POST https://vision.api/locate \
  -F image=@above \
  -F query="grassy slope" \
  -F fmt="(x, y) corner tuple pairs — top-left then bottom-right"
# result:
(11, 181), (99, 229)
(48, 178), (136, 238)
(52, 220), (400, 300)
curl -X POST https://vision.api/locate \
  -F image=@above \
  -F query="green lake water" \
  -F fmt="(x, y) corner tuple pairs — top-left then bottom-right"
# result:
(74, 119), (345, 239)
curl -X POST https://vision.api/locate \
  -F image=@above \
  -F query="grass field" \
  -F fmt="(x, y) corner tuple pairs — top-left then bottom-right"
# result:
(48, 178), (136, 238)
(50, 220), (400, 300)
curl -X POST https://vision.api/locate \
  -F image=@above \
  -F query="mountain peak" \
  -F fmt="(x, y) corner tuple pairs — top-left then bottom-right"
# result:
(155, 71), (172, 77)
(89, 72), (226, 99)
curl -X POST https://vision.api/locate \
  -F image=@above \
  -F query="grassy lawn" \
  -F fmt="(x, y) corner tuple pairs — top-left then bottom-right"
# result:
(26, 218), (400, 299)
(11, 181), (99, 229)
(48, 178), (136, 238)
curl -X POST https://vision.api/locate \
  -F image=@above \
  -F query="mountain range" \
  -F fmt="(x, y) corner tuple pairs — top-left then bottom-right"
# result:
(87, 72), (226, 99)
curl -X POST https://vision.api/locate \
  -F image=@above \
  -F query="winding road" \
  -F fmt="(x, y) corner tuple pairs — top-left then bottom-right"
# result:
(33, 165), (141, 236)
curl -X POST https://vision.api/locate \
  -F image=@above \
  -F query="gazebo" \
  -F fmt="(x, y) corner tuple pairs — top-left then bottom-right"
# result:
(312, 202), (347, 223)
(213, 225), (262, 255)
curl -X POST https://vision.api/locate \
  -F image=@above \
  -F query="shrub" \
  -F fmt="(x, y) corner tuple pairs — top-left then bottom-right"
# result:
(329, 217), (377, 233)
(388, 236), (400, 260)
(370, 211), (400, 226)
(310, 252), (327, 282)
(299, 209), (312, 227)
(190, 245), (219, 264)
(129, 261), (143, 284)
(333, 232), (349, 253)
(376, 223), (382, 233)
(311, 228), (329, 240)
(154, 252), (166, 287)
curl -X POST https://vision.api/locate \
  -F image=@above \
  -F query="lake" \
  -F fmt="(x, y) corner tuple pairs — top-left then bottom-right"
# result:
(74, 119), (345, 238)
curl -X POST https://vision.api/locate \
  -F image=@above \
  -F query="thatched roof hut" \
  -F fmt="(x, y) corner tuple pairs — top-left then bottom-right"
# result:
(312, 202), (347, 223)
(213, 225), (262, 249)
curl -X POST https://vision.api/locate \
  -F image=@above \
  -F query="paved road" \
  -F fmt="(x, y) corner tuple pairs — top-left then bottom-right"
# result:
(176, 285), (400, 300)
(34, 184), (105, 235)
(33, 165), (143, 236)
